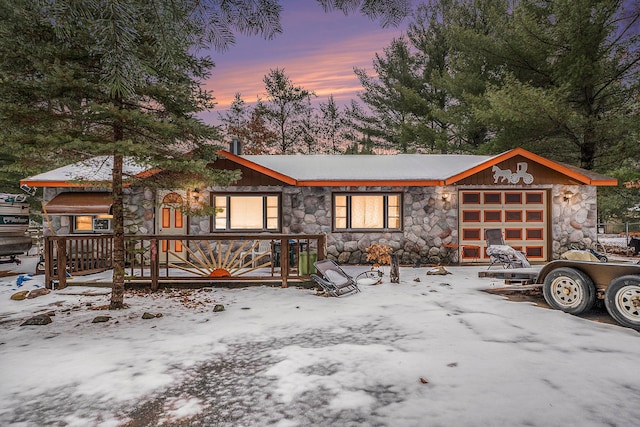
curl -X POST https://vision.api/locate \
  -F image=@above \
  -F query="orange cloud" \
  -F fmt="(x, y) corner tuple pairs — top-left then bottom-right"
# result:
(205, 28), (403, 113)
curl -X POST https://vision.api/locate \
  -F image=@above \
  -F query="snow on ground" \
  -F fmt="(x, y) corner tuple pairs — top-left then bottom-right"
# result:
(1, 256), (639, 427)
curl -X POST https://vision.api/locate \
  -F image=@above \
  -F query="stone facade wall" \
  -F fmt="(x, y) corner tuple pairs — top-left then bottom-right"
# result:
(208, 185), (458, 265)
(123, 187), (155, 235)
(551, 184), (598, 259)
(42, 187), (155, 236)
(44, 183), (600, 263)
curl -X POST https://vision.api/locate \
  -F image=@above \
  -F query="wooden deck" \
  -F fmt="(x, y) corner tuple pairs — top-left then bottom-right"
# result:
(43, 234), (326, 290)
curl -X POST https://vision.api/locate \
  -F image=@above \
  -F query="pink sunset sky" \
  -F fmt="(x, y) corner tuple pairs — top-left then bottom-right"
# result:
(200, 1), (408, 124)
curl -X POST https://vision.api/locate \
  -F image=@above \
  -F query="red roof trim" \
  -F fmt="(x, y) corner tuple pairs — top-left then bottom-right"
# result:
(19, 180), (94, 188)
(217, 150), (298, 185)
(444, 147), (616, 186)
(297, 180), (444, 187)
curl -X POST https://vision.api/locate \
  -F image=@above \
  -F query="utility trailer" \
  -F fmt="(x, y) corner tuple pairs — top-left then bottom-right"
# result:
(537, 260), (640, 331)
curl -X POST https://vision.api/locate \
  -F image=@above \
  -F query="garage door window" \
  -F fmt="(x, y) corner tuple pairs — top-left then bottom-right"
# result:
(505, 192), (522, 204)
(484, 193), (501, 204)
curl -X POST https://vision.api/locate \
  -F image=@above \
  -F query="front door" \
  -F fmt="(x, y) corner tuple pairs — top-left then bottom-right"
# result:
(157, 191), (187, 263)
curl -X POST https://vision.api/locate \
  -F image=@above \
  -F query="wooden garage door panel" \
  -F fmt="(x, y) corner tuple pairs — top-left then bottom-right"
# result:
(459, 190), (547, 262)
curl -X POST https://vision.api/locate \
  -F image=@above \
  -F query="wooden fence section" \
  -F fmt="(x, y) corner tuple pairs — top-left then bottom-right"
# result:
(43, 235), (114, 288)
(44, 234), (326, 290)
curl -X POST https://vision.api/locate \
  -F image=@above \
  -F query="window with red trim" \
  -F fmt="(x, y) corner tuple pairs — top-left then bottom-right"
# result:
(462, 246), (480, 258)
(505, 229), (522, 240)
(461, 192), (480, 204)
(462, 210), (481, 222)
(463, 229), (481, 240)
(526, 210), (544, 222)
(526, 247), (543, 258)
(484, 211), (502, 222)
(505, 210), (522, 222)
(525, 192), (543, 204)
(505, 192), (522, 204)
(526, 228), (544, 240)
(484, 193), (501, 204)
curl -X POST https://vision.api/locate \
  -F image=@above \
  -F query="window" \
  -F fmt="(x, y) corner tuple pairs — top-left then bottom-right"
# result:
(75, 216), (93, 232)
(484, 193), (501, 204)
(462, 192), (480, 204)
(212, 194), (280, 231)
(484, 211), (502, 222)
(505, 228), (522, 240)
(526, 246), (544, 258)
(161, 208), (183, 228)
(505, 210), (522, 222)
(526, 210), (544, 222)
(505, 192), (522, 204)
(526, 192), (543, 204)
(73, 215), (112, 233)
(526, 228), (544, 240)
(462, 228), (481, 240)
(462, 210), (481, 222)
(333, 193), (401, 231)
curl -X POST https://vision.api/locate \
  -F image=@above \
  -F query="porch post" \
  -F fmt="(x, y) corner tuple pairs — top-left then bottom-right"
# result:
(150, 238), (159, 291)
(44, 236), (52, 289)
(317, 233), (326, 261)
(57, 237), (67, 289)
(281, 238), (289, 288)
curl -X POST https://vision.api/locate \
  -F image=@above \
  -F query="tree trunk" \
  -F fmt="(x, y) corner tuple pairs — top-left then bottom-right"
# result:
(110, 138), (126, 308)
(580, 123), (596, 170)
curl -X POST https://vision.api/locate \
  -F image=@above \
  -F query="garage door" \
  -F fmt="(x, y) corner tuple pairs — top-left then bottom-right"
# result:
(458, 190), (548, 263)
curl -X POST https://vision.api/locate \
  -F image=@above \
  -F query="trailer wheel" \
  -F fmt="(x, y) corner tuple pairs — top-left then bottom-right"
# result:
(543, 267), (596, 315)
(604, 275), (640, 331)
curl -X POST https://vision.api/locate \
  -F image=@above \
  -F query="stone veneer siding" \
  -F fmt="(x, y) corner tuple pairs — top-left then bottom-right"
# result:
(205, 185), (458, 265)
(44, 183), (599, 264)
(42, 187), (155, 236)
(551, 184), (598, 259)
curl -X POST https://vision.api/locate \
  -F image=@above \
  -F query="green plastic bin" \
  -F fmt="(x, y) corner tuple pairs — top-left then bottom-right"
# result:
(298, 251), (317, 275)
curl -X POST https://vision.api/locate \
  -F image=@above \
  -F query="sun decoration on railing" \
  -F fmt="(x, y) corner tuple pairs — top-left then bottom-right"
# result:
(168, 240), (271, 277)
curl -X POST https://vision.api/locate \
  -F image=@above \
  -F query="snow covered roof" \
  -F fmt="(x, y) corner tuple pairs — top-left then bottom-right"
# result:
(220, 148), (617, 186)
(236, 154), (492, 183)
(20, 148), (617, 188)
(21, 156), (150, 187)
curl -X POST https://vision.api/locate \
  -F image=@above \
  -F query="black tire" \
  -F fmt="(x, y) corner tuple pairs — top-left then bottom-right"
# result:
(604, 275), (640, 331)
(543, 267), (596, 315)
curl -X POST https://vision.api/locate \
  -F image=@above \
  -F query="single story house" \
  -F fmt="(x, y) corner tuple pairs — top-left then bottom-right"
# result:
(21, 148), (616, 265)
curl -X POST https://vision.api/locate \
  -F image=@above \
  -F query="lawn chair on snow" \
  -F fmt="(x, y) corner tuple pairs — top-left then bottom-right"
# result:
(310, 259), (380, 297)
(485, 228), (530, 269)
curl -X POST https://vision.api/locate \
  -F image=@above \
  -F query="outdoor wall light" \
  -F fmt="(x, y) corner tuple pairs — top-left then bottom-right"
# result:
(190, 188), (201, 202)
(563, 191), (575, 202)
(441, 193), (451, 201)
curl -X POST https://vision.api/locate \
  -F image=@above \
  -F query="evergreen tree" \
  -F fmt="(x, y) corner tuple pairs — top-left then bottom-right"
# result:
(0, 0), (282, 308)
(219, 93), (250, 150)
(354, 36), (430, 153)
(262, 68), (315, 154)
(0, 0), (412, 307)
(298, 95), (322, 154)
(474, 0), (640, 171)
(319, 95), (347, 153)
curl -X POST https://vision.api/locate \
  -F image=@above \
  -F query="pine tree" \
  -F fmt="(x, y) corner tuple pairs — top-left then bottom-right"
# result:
(0, 0), (412, 307)
(262, 68), (315, 154)
(0, 0), (282, 308)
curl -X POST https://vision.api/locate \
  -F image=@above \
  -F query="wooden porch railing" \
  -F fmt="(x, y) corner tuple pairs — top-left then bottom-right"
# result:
(43, 234), (114, 288)
(44, 234), (326, 290)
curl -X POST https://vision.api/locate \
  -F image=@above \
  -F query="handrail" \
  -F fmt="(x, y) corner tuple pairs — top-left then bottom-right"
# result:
(44, 233), (326, 290)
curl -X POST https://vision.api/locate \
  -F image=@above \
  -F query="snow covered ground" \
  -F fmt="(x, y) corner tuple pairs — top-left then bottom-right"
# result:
(1, 256), (639, 427)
